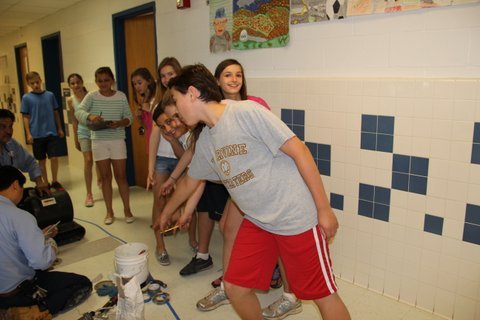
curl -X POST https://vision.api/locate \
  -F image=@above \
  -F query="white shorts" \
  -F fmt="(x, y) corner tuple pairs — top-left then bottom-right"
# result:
(92, 140), (127, 161)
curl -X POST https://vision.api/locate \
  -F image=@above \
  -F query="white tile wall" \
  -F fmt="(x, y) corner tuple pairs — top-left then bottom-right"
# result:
(251, 77), (480, 319)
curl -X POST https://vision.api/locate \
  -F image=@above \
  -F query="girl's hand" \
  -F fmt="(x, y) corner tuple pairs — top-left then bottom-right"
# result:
(177, 212), (192, 230)
(74, 139), (81, 151)
(146, 171), (156, 191)
(160, 178), (175, 195)
(317, 208), (339, 241)
(89, 114), (103, 122)
(107, 120), (121, 129)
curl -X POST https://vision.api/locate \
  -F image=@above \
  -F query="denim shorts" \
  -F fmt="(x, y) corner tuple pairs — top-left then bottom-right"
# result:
(155, 156), (179, 174)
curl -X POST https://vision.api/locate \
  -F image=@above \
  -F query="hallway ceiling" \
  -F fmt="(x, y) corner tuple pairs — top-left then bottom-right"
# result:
(0, 0), (84, 38)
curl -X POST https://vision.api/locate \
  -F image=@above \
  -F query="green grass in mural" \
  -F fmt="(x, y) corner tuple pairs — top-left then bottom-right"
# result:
(232, 35), (289, 50)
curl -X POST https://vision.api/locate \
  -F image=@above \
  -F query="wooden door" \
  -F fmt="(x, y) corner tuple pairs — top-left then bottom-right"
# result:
(124, 13), (156, 188)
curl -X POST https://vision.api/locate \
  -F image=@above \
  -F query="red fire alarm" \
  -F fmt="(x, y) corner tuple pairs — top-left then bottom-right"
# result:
(177, 0), (190, 9)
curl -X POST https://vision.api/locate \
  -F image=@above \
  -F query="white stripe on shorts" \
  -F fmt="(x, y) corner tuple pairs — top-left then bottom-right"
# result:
(313, 227), (337, 294)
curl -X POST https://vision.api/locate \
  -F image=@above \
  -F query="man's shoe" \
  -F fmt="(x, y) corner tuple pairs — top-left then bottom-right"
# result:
(179, 255), (213, 276)
(262, 295), (302, 320)
(196, 288), (230, 311)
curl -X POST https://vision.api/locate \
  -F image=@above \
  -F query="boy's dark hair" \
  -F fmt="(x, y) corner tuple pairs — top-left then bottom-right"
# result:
(0, 166), (26, 191)
(168, 64), (223, 103)
(0, 109), (15, 122)
(25, 71), (40, 82)
(131, 68), (157, 107)
(214, 59), (248, 100)
(95, 67), (115, 80)
(152, 89), (175, 122)
(67, 73), (88, 94)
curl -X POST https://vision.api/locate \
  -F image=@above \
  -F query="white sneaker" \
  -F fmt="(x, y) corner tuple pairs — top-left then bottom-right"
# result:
(262, 295), (302, 319)
(196, 288), (230, 311)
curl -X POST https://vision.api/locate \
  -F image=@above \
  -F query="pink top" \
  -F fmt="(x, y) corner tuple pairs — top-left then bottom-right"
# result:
(247, 95), (270, 110)
(141, 110), (153, 153)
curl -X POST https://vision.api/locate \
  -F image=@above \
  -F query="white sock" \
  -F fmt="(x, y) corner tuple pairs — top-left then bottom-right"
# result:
(220, 281), (225, 291)
(196, 252), (209, 260)
(283, 292), (297, 303)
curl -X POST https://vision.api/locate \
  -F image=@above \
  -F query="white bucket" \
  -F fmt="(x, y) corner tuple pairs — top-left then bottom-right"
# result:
(114, 242), (149, 284)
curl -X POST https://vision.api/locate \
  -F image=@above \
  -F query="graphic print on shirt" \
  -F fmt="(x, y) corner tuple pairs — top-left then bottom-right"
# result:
(214, 143), (255, 189)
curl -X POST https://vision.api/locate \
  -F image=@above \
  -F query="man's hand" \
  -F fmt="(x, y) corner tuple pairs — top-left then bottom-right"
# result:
(317, 208), (339, 241)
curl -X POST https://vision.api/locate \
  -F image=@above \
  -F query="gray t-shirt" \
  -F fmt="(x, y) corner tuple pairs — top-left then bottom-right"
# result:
(189, 100), (318, 235)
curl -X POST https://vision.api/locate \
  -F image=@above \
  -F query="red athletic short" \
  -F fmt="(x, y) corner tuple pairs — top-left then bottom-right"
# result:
(224, 219), (337, 300)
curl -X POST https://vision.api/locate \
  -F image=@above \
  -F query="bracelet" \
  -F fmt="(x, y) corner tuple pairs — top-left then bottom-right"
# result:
(169, 175), (178, 181)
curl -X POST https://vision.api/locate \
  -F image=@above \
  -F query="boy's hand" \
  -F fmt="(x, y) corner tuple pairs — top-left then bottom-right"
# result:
(26, 134), (33, 144)
(317, 208), (339, 241)
(57, 129), (64, 138)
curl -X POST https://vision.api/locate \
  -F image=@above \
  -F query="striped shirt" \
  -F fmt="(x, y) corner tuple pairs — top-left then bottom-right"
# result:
(75, 91), (132, 140)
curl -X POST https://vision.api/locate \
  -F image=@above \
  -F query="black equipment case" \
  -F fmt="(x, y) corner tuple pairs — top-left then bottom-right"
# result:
(19, 188), (85, 246)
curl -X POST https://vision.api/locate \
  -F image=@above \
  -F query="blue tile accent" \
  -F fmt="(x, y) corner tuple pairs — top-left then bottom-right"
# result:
(292, 125), (304, 141)
(330, 193), (344, 210)
(472, 143), (480, 165)
(318, 144), (331, 161)
(376, 134), (394, 153)
(293, 110), (305, 125)
(409, 175), (428, 195)
(361, 114), (377, 133)
(374, 203), (389, 222)
(411, 156), (429, 176)
(393, 154), (410, 173)
(281, 109), (292, 124)
(358, 200), (373, 217)
(374, 187), (391, 205)
(317, 160), (331, 176)
(361, 132), (376, 151)
(392, 172), (409, 191)
(474, 123), (480, 143)
(359, 183), (374, 201)
(306, 142), (317, 158)
(424, 214), (444, 235)
(463, 223), (480, 245)
(465, 204), (480, 225)
(378, 116), (395, 135)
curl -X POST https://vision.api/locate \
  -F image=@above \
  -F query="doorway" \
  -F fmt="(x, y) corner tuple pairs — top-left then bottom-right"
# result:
(113, 2), (157, 187)
(14, 44), (29, 97)
(41, 32), (67, 156)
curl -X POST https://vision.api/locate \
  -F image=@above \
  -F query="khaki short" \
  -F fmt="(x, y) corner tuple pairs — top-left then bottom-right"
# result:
(91, 140), (126, 161)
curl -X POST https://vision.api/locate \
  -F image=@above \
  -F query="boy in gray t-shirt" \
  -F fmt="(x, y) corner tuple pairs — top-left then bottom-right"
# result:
(154, 64), (350, 320)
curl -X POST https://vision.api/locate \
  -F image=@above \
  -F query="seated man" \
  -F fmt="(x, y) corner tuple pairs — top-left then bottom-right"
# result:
(0, 109), (49, 196)
(0, 166), (92, 318)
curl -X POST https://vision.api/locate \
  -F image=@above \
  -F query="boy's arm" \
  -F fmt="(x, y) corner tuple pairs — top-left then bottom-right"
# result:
(280, 136), (338, 240)
(22, 114), (33, 144)
(153, 174), (201, 231)
(53, 110), (64, 138)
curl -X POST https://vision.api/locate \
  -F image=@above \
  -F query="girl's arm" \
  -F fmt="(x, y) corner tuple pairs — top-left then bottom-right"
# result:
(153, 174), (202, 231)
(159, 147), (193, 195)
(147, 125), (161, 189)
(67, 98), (80, 151)
(177, 180), (206, 229)
(280, 136), (338, 240)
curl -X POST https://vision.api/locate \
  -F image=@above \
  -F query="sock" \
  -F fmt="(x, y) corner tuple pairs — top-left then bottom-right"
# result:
(196, 252), (209, 260)
(283, 292), (297, 303)
(220, 281), (225, 291)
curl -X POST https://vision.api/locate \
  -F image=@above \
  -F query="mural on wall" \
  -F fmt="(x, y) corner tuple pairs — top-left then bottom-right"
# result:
(210, 0), (233, 53)
(232, 0), (290, 50)
(290, 0), (478, 22)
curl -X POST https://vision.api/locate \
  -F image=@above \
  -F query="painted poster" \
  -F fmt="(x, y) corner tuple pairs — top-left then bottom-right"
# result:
(347, 0), (374, 15)
(232, 0), (290, 50)
(291, 0), (329, 23)
(209, 0), (233, 54)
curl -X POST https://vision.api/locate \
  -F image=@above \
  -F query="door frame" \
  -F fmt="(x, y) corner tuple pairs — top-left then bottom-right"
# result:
(14, 43), (28, 97)
(112, 1), (157, 186)
(41, 32), (67, 156)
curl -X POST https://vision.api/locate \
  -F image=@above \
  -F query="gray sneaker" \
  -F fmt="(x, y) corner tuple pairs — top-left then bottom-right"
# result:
(155, 250), (170, 266)
(262, 295), (302, 320)
(196, 288), (230, 311)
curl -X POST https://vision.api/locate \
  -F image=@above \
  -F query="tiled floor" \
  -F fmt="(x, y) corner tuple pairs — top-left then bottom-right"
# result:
(49, 161), (447, 319)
